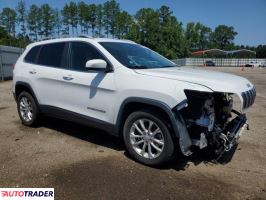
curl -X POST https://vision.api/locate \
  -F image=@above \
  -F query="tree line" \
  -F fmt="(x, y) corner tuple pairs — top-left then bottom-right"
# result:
(0, 0), (265, 58)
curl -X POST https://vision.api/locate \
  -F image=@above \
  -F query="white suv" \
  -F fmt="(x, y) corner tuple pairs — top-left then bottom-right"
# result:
(12, 37), (256, 165)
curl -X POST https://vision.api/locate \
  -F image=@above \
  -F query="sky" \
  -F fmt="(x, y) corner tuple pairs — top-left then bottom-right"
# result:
(0, 0), (265, 46)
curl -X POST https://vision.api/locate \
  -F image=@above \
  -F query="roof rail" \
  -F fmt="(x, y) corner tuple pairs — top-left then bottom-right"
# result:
(78, 34), (93, 39)
(38, 35), (69, 41)
(38, 36), (57, 41)
(61, 34), (70, 38)
(121, 39), (134, 43)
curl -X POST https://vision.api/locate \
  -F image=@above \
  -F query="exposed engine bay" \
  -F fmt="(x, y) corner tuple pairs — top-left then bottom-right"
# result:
(181, 90), (249, 159)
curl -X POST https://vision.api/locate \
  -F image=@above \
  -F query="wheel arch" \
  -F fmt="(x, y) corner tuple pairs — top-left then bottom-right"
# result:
(15, 81), (39, 106)
(115, 97), (177, 136)
(114, 97), (193, 156)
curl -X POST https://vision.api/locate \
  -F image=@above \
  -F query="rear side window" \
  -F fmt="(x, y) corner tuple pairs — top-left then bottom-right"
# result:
(70, 42), (105, 71)
(24, 46), (40, 63)
(38, 42), (66, 68)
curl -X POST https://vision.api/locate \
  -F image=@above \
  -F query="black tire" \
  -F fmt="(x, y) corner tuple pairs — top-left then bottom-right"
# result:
(123, 110), (175, 166)
(17, 91), (40, 126)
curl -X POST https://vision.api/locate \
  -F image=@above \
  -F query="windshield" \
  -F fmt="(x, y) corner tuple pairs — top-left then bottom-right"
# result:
(99, 42), (177, 69)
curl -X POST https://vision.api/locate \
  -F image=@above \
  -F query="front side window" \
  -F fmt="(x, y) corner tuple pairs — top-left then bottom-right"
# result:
(70, 42), (105, 71)
(38, 42), (66, 68)
(99, 42), (177, 69)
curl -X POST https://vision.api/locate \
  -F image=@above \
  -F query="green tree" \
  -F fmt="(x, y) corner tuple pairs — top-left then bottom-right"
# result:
(197, 23), (211, 50)
(63, 2), (78, 35)
(77, 1), (87, 34)
(69, 1), (78, 35)
(103, 0), (120, 38)
(0, 1), (247, 58)
(159, 5), (172, 24)
(131, 6), (187, 59)
(27, 4), (41, 40)
(113, 11), (132, 39)
(0, 25), (12, 45)
(96, 4), (104, 37)
(158, 6), (176, 57)
(82, 4), (91, 34)
(53, 9), (62, 37)
(135, 8), (160, 49)
(125, 23), (141, 43)
(0, 25), (30, 47)
(0, 7), (17, 36)
(210, 25), (237, 49)
(62, 4), (70, 35)
(103, 1), (111, 37)
(185, 22), (199, 50)
(16, 0), (27, 37)
(256, 45), (266, 58)
(185, 22), (211, 50)
(16, 33), (31, 47)
(40, 4), (55, 38)
(158, 6), (187, 58)
(88, 4), (97, 36)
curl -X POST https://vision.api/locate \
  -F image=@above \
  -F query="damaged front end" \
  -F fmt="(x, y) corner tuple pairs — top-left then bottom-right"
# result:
(178, 88), (255, 159)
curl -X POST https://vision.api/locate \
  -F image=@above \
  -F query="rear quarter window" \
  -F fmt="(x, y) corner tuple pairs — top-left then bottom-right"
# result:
(24, 45), (41, 64)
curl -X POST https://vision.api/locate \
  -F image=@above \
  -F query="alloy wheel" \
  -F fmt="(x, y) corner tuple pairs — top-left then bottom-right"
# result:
(129, 118), (165, 159)
(19, 96), (33, 122)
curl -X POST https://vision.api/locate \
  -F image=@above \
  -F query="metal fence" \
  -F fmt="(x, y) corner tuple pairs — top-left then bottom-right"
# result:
(0, 45), (24, 81)
(173, 58), (266, 66)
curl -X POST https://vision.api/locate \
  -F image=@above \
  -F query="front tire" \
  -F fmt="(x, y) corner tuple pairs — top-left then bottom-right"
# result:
(123, 110), (175, 166)
(17, 91), (40, 126)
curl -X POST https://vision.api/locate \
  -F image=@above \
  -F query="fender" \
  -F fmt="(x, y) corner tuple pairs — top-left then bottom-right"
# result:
(115, 97), (192, 156)
(14, 81), (40, 106)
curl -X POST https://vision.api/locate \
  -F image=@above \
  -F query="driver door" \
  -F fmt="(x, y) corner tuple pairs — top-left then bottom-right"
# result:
(59, 41), (116, 124)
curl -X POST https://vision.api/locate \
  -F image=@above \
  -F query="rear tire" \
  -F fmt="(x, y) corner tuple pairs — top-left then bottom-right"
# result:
(123, 110), (175, 166)
(17, 91), (40, 126)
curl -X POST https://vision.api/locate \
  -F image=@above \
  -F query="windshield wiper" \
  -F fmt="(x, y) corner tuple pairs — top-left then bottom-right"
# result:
(130, 65), (178, 69)
(160, 65), (179, 68)
(129, 65), (149, 69)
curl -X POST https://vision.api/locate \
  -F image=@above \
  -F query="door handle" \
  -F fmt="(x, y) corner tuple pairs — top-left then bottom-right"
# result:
(62, 76), (74, 81)
(29, 70), (36, 74)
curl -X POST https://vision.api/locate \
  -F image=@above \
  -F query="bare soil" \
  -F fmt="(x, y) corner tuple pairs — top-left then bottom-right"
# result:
(0, 67), (265, 200)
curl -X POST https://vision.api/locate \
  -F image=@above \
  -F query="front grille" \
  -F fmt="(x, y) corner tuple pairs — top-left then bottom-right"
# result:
(241, 87), (256, 109)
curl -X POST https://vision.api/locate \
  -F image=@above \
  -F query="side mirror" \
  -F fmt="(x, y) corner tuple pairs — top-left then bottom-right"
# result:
(85, 59), (107, 70)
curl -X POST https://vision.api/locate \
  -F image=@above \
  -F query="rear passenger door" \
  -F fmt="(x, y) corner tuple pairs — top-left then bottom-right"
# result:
(59, 41), (116, 123)
(32, 42), (70, 108)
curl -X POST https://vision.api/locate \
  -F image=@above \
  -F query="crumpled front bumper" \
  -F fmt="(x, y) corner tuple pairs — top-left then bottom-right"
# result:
(176, 108), (248, 157)
(223, 110), (248, 150)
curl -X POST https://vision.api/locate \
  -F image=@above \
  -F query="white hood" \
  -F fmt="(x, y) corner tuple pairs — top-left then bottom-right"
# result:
(134, 67), (253, 94)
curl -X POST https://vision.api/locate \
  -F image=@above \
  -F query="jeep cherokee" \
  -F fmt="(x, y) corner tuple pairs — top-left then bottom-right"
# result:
(12, 36), (256, 165)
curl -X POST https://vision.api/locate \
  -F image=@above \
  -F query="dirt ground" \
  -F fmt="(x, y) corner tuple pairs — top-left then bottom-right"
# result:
(0, 67), (266, 200)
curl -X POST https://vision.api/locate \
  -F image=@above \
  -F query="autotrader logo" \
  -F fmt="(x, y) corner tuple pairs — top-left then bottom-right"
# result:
(0, 188), (54, 200)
